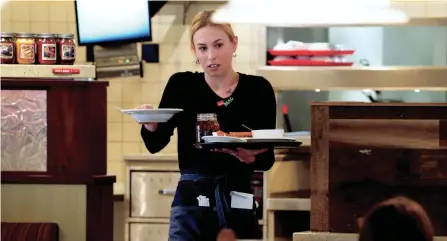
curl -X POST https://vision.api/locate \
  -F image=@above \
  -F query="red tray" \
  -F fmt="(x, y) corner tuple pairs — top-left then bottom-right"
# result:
(268, 60), (354, 66)
(268, 49), (355, 56)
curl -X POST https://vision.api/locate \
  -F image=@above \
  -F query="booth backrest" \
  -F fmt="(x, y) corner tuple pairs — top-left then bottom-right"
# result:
(1, 222), (59, 241)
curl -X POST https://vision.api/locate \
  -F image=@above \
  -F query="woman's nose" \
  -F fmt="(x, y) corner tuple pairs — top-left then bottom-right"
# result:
(207, 49), (216, 60)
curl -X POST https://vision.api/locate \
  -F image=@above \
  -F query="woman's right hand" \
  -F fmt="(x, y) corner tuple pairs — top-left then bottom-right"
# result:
(216, 229), (236, 241)
(136, 104), (158, 132)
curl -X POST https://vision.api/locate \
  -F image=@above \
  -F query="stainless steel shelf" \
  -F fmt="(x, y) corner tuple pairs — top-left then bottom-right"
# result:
(257, 66), (447, 91)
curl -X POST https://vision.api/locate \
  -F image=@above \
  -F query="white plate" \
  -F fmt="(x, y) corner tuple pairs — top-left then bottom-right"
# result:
(284, 131), (310, 137)
(251, 129), (285, 139)
(245, 137), (297, 142)
(202, 136), (247, 143)
(121, 108), (183, 123)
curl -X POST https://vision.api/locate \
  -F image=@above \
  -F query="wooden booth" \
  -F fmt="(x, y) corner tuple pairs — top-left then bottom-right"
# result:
(1, 65), (114, 241)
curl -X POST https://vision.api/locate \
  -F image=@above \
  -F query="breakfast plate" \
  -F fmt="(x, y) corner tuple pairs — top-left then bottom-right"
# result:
(202, 136), (296, 143)
(195, 138), (302, 150)
(121, 108), (183, 123)
(202, 136), (246, 143)
(196, 128), (303, 149)
(194, 141), (302, 150)
(246, 137), (296, 142)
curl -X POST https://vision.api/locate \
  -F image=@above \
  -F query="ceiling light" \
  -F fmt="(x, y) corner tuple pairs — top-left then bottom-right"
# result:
(0, 0), (8, 9)
(212, 0), (408, 27)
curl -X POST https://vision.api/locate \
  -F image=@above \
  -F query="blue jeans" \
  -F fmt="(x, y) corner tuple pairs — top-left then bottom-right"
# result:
(168, 174), (261, 241)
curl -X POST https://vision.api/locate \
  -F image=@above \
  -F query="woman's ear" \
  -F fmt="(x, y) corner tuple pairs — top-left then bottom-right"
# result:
(191, 47), (197, 62)
(232, 36), (239, 52)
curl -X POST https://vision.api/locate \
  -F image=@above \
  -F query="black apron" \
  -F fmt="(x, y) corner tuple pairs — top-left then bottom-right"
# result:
(168, 172), (261, 241)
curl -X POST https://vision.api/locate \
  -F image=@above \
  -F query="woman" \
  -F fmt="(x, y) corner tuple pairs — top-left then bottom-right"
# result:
(358, 196), (434, 241)
(138, 10), (276, 241)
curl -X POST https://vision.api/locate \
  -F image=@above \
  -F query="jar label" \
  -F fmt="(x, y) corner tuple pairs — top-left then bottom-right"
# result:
(61, 44), (75, 60)
(0, 43), (13, 59)
(19, 43), (35, 60)
(196, 125), (201, 143)
(41, 43), (57, 61)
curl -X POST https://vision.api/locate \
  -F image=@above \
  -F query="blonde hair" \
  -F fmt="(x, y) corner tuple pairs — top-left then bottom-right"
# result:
(190, 10), (236, 49)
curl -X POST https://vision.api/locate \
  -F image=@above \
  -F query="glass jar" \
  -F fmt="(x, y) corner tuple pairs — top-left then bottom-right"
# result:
(57, 33), (76, 65)
(0, 32), (15, 64)
(36, 33), (57, 65)
(15, 32), (35, 64)
(33, 33), (38, 63)
(196, 113), (220, 143)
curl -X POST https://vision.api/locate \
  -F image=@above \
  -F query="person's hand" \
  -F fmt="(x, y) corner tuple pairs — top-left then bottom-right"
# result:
(135, 104), (158, 132)
(213, 148), (268, 164)
(216, 229), (236, 241)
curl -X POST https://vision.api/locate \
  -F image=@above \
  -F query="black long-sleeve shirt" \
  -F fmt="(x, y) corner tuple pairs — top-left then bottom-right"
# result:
(141, 71), (276, 180)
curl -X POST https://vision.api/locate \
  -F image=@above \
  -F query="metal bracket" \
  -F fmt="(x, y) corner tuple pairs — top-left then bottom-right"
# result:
(183, 1), (192, 25)
(160, 1), (227, 25)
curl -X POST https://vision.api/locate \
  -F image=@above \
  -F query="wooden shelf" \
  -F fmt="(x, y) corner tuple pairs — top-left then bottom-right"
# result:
(266, 191), (310, 211)
(0, 64), (96, 79)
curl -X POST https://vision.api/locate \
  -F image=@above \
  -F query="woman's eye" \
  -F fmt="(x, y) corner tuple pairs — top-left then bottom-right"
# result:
(199, 47), (207, 51)
(215, 43), (223, 48)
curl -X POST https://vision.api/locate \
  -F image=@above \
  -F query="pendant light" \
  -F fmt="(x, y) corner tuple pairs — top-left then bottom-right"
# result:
(212, 0), (408, 27)
(0, 0), (8, 9)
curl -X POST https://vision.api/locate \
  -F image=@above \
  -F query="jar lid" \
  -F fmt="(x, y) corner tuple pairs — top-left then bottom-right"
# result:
(37, 33), (57, 38)
(1, 32), (14, 38)
(15, 32), (35, 38)
(57, 33), (74, 39)
(197, 113), (218, 120)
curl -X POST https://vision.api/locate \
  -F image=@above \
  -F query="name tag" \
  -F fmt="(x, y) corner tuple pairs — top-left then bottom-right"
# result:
(230, 191), (253, 210)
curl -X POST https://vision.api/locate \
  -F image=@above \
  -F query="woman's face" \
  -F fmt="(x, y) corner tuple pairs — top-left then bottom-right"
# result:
(192, 26), (238, 77)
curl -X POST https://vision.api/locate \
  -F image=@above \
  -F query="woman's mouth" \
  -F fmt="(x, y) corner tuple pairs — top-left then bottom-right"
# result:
(208, 64), (220, 69)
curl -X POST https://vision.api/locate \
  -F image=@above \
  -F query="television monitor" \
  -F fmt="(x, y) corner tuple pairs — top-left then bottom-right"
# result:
(74, 0), (152, 46)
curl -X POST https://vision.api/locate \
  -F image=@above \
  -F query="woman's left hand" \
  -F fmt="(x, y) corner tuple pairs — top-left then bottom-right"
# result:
(213, 148), (268, 164)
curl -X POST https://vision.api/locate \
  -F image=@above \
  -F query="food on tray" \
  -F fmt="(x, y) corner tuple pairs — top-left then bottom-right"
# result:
(216, 130), (252, 138)
(229, 132), (252, 137)
(216, 130), (228, 136)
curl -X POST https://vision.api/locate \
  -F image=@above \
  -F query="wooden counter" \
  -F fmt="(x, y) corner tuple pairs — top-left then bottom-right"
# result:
(1, 77), (114, 241)
(310, 102), (447, 235)
(1, 78), (109, 182)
